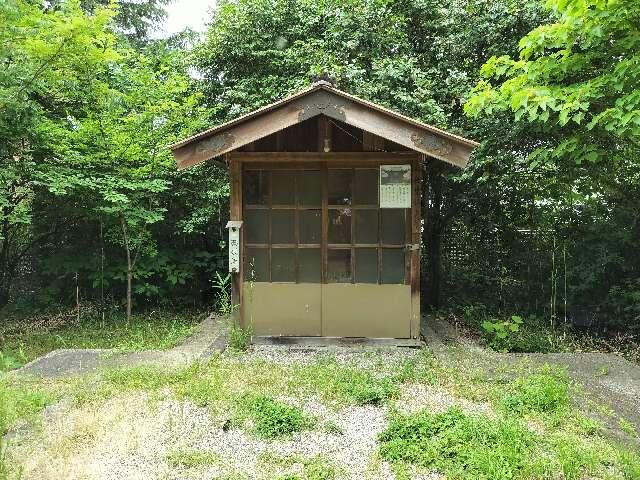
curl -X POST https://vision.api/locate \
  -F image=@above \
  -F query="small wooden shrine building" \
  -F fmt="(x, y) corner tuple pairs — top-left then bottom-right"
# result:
(171, 81), (479, 341)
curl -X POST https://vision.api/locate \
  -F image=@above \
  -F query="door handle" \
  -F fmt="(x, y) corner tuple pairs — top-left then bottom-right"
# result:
(405, 244), (420, 251)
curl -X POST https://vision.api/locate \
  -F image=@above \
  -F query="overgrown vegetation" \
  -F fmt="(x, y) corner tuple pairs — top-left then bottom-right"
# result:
(453, 304), (640, 362)
(379, 364), (639, 480)
(379, 405), (639, 480)
(239, 394), (313, 439)
(0, 306), (203, 371)
(1, 347), (638, 478)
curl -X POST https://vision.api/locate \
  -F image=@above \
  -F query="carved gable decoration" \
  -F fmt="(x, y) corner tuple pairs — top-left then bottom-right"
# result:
(171, 81), (479, 169)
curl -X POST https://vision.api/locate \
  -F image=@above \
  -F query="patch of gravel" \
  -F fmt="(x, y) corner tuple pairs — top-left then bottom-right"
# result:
(7, 390), (394, 480)
(234, 344), (423, 369)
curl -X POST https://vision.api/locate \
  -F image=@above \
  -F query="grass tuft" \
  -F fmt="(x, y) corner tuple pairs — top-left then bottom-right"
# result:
(500, 368), (570, 415)
(239, 394), (313, 439)
(379, 407), (533, 480)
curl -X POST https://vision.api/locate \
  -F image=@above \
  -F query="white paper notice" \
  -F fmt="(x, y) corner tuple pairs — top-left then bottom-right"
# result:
(228, 227), (240, 273)
(380, 165), (411, 208)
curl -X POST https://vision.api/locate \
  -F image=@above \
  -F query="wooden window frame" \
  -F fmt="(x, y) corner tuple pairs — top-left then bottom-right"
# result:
(243, 161), (412, 285)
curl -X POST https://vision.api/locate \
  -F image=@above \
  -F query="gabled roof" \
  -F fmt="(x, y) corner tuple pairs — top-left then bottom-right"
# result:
(171, 81), (480, 169)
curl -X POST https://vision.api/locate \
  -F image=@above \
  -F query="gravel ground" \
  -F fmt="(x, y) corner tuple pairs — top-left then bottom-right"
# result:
(7, 346), (455, 480)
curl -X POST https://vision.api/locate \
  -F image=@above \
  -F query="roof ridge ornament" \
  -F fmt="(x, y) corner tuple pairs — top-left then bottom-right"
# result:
(311, 72), (337, 87)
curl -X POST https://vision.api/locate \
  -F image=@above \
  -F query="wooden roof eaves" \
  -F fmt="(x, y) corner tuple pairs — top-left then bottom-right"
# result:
(171, 81), (480, 169)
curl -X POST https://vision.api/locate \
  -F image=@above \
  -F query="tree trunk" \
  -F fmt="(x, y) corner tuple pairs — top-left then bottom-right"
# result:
(121, 218), (133, 322)
(126, 267), (132, 322)
(0, 219), (12, 308)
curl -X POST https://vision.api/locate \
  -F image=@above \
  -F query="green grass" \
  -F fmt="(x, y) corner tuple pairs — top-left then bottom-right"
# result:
(0, 378), (57, 435)
(0, 376), (61, 479)
(166, 449), (220, 468)
(379, 406), (640, 480)
(239, 394), (313, 439)
(500, 368), (570, 416)
(0, 308), (203, 371)
(379, 407), (534, 480)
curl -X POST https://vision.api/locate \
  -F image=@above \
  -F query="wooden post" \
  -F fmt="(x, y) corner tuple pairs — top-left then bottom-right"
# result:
(410, 157), (422, 339)
(229, 155), (243, 325)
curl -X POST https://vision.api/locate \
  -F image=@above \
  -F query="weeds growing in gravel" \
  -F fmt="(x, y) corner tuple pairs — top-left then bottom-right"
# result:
(166, 449), (220, 468)
(294, 360), (401, 406)
(500, 368), (570, 416)
(238, 394), (313, 439)
(0, 378), (56, 433)
(258, 452), (342, 480)
(379, 407), (533, 480)
(378, 406), (640, 480)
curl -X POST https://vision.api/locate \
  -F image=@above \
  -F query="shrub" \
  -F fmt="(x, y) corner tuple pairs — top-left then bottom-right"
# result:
(481, 315), (523, 352)
(501, 370), (570, 415)
(240, 394), (312, 439)
(379, 407), (534, 480)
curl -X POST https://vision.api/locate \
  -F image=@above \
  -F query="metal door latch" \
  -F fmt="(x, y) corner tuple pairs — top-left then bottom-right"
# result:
(405, 243), (420, 251)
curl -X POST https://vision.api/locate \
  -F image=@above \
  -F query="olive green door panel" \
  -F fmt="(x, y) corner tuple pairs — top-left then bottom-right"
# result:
(242, 282), (322, 336)
(321, 284), (411, 338)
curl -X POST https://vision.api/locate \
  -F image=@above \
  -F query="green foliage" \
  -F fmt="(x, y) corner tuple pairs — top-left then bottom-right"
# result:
(239, 394), (313, 439)
(0, 307), (202, 370)
(466, 0), (639, 164)
(228, 323), (253, 352)
(379, 407), (534, 480)
(501, 369), (570, 415)
(481, 315), (523, 352)
(0, 378), (56, 435)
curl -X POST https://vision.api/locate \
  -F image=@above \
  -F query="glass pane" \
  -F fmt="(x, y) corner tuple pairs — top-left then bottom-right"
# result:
(355, 248), (378, 283)
(381, 249), (405, 284)
(245, 210), (268, 244)
(381, 209), (406, 245)
(354, 169), (378, 205)
(272, 248), (295, 282)
(271, 210), (295, 244)
(298, 170), (321, 206)
(328, 169), (352, 205)
(299, 209), (321, 244)
(355, 210), (378, 244)
(244, 248), (268, 281)
(244, 170), (269, 205)
(298, 248), (321, 283)
(272, 171), (295, 205)
(327, 249), (351, 283)
(328, 208), (351, 244)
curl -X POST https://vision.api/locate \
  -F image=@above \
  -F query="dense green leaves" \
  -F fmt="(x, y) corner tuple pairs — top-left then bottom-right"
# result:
(466, 0), (640, 165)
(0, 0), (638, 332)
